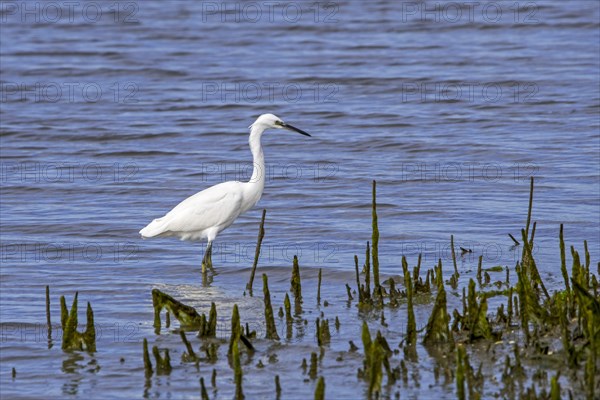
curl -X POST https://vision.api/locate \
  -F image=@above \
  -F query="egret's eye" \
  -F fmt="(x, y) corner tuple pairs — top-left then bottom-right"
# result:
(275, 120), (283, 126)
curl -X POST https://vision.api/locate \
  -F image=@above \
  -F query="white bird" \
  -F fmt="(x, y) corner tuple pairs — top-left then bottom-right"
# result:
(139, 113), (311, 272)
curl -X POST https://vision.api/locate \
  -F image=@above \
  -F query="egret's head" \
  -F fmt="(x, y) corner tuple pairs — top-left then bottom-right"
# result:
(249, 113), (311, 137)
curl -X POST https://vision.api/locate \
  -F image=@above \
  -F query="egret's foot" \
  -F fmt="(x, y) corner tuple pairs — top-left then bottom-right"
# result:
(201, 247), (214, 274)
(201, 270), (214, 287)
(201, 259), (213, 274)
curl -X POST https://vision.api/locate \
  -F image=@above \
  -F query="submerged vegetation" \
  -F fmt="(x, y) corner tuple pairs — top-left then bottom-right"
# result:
(37, 178), (597, 398)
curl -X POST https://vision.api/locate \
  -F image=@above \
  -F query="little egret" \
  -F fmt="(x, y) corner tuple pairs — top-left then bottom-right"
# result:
(139, 113), (311, 272)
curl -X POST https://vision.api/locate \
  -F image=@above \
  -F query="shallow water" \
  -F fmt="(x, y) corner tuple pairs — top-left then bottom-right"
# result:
(1, 1), (599, 399)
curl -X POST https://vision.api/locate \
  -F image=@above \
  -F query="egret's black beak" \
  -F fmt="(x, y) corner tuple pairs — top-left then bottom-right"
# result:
(281, 122), (311, 137)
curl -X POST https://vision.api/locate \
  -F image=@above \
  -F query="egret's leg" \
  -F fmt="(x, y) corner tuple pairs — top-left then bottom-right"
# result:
(202, 241), (213, 273)
(207, 242), (213, 269)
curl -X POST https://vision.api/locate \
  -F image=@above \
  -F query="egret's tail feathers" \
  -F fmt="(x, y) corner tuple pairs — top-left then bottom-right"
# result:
(139, 218), (168, 238)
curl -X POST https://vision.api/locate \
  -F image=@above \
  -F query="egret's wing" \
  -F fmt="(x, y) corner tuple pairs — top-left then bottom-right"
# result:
(158, 182), (244, 235)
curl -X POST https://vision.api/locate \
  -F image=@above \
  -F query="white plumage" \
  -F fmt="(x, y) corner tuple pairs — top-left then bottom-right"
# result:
(139, 113), (311, 272)
(140, 182), (246, 241)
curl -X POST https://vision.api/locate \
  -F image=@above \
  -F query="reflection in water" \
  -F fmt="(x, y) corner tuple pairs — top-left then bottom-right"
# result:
(143, 377), (151, 399)
(424, 343), (455, 386)
(202, 270), (215, 287)
(61, 352), (84, 396)
(61, 352), (100, 396)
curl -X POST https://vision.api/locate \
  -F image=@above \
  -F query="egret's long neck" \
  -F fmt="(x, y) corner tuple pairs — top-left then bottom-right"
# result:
(248, 125), (265, 189)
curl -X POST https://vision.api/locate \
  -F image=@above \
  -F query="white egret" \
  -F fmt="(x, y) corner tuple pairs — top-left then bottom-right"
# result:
(139, 113), (311, 272)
